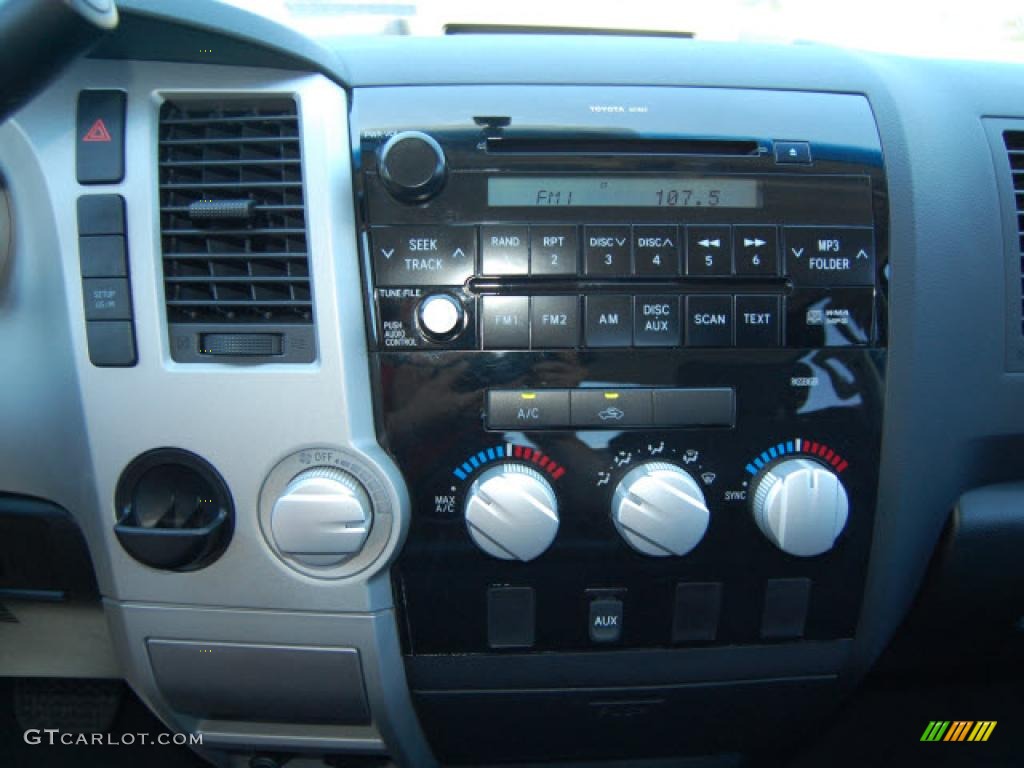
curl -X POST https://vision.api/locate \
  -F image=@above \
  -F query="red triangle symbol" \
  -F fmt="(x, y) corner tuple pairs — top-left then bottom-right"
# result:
(82, 118), (112, 143)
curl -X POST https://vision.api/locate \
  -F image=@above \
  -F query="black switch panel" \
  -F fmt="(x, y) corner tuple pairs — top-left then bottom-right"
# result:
(488, 587), (535, 649)
(76, 91), (126, 184)
(79, 236), (127, 278)
(86, 321), (136, 367)
(761, 578), (812, 640)
(77, 194), (125, 235)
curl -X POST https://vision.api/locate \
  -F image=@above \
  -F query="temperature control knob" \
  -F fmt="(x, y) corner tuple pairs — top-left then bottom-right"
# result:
(378, 131), (447, 203)
(271, 467), (372, 567)
(464, 463), (559, 561)
(611, 462), (709, 557)
(751, 459), (848, 557)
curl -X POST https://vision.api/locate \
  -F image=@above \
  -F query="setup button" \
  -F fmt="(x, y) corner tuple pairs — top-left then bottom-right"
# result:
(487, 390), (570, 430)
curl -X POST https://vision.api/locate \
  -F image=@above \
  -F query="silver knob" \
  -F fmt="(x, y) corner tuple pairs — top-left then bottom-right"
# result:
(418, 293), (462, 339)
(271, 467), (372, 567)
(752, 458), (848, 557)
(464, 463), (559, 561)
(611, 462), (709, 557)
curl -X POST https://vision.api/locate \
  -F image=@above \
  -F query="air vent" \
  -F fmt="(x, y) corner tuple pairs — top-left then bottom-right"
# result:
(158, 97), (316, 363)
(1006, 131), (1024, 334)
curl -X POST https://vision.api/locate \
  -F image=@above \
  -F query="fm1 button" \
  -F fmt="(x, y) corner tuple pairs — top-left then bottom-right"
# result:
(589, 598), (624, 643)
(487, 390), (570, 430)
(481, 296), (529, 349)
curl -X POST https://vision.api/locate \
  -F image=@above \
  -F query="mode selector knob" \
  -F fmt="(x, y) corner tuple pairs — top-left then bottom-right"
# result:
(464, 463), (559, 562)
(378, 131), (447, 203)
(751, 458), (848, 557)
(611, 462), (710, 557)
(271, 467), (372, 567)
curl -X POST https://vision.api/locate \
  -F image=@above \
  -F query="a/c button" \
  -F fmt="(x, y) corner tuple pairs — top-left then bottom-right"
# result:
(487, 389), (570, 430)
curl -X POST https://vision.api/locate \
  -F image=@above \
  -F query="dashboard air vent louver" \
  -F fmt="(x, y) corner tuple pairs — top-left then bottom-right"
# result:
(158, 97), (315, 363)
(1005, 131), (1024, 334)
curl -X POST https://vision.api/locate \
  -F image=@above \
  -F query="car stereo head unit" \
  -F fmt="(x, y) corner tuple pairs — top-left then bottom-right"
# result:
(350, 84), (887, 763)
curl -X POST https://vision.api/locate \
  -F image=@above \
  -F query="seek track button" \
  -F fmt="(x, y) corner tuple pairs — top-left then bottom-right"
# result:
(372, 226), (476, 287)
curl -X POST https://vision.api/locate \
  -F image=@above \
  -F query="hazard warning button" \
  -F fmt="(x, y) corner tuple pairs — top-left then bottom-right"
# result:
(76, 91), (125, 184)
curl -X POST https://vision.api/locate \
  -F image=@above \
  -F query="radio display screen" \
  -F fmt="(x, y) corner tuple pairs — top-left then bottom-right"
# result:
(487, 176), (762, 208)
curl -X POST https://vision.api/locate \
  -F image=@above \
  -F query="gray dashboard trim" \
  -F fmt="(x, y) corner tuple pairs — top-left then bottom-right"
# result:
(2, 60), (432, 764)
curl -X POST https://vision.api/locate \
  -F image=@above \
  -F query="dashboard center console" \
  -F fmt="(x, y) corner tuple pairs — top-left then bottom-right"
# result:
(352, 85), (887, 762)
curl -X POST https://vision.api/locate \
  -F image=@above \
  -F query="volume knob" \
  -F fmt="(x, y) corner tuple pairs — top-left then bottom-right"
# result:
(378, 131), (447, 203)
(464, 463), (559, 561)
(751, 458), (848, 557)
(611, 462), (709, 557)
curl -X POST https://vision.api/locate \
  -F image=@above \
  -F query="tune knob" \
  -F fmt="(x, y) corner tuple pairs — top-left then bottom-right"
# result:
(751, 458), (848, 557)
(271, 467), (372, 567)
(378, 131), (447, 203)
(418, 293), (463, 339)
(611, 462), (709, 557)
(464, 463), (559, 561)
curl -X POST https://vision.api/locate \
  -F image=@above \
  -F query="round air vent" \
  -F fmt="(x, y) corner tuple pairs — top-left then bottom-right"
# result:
(114, 448), (234, 571)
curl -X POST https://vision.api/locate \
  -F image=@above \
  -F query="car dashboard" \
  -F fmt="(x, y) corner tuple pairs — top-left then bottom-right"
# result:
(1, 2), (1024, 766)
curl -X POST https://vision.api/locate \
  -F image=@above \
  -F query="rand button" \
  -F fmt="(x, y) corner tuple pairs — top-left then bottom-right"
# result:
(372, 226), (476, 286)
(481, 225), (529, 275)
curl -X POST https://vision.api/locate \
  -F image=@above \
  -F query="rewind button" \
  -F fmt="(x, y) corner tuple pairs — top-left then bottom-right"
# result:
(686, 226), (733, 276)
